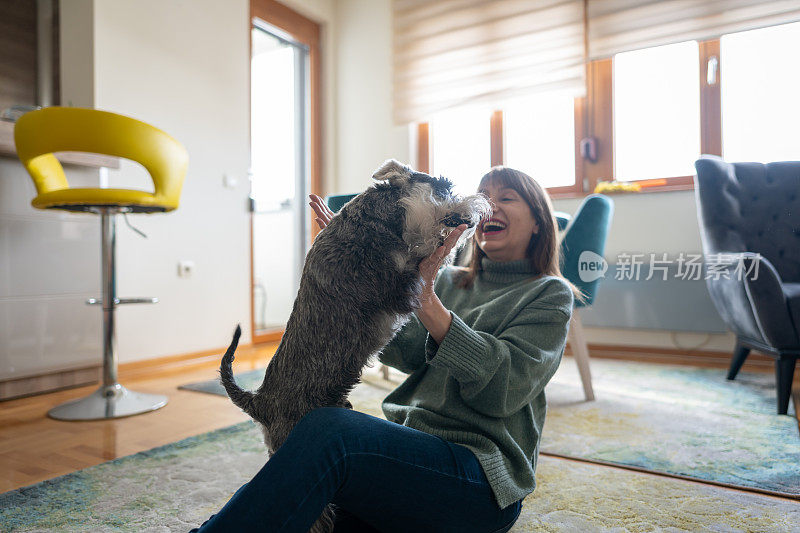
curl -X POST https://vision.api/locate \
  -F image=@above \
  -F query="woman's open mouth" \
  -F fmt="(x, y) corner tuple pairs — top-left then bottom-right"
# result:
(481, 218), (507, 236)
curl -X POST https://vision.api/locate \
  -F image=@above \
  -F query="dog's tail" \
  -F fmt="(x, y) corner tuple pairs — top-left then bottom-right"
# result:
(219, 325), (257, 416)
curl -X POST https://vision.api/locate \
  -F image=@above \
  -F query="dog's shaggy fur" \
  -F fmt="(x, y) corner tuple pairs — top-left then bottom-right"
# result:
(219, 159), (491, 532)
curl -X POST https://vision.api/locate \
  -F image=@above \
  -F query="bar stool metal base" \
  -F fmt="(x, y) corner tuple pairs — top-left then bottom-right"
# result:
(48, 383), (168, 421)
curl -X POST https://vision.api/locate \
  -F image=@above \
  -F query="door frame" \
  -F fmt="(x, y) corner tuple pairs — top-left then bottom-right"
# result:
(250, 0), (322, 343)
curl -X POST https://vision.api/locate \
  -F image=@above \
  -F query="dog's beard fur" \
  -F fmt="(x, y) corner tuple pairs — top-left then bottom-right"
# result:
(219, 159), (490, 532)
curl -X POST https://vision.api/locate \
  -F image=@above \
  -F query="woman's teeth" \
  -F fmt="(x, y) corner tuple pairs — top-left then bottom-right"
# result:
(482, 220), (507, 233)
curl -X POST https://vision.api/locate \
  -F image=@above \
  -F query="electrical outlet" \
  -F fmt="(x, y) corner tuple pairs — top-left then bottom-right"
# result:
(178, 260), (195, 278)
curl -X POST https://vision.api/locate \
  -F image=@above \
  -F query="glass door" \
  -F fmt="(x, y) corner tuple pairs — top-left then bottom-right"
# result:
(250, 24), (310, 338)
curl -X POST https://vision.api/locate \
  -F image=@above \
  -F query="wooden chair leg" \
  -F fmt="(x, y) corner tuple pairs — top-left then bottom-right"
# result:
(776, 356), (796, 416)
(727, 341), (750, 381)
(568, 311), (594, 401)
(381, 364), (390, 381)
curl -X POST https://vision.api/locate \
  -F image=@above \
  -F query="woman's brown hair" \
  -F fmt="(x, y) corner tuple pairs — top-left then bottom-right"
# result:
(456, 166), (586, 304)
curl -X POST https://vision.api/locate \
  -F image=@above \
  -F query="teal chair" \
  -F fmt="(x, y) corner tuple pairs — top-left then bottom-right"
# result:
(326, 194), (356, 214)
(553, 211), (571, 231)
(556, 194), (615, 401)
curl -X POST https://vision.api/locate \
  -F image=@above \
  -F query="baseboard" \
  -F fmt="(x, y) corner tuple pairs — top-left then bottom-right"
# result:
(0, 365), (100, 401)
(126, 341), (777, 379)
(0, 342), (275, 401)
(565, 342), (777, 373)
(118, 344), (254, 380)
(0, 339), (788, 402)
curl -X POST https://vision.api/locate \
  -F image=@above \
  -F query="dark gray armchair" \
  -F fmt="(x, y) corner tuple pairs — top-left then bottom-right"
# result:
(694, 155), (799, 415)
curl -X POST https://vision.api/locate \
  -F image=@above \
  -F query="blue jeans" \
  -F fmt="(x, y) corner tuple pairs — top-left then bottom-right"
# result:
(190, 407), (523, 532)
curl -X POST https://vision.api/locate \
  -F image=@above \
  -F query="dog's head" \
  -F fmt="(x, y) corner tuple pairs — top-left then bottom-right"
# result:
(371, 159), (491, 259)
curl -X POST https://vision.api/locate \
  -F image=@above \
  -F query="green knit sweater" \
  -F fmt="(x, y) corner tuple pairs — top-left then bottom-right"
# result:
(378, 257), (574, 510)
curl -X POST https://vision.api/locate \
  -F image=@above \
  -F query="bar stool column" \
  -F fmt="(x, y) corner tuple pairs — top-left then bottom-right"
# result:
(102, 208), (119, 390)
(47, 208), (168, 420)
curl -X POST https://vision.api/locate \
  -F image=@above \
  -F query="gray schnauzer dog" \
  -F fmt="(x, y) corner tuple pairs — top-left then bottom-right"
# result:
(219, 159), (491, 532)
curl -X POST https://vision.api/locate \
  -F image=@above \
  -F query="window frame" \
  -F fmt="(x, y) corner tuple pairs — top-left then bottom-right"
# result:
(250, 0), (322, 344)
(417, 38), (725, 198)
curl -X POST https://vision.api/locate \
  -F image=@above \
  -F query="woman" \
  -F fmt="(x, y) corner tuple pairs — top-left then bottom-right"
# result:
(192, 167), (580, 533)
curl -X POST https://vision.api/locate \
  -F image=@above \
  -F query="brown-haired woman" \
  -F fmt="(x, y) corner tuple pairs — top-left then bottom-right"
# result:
(307, 166), (578, 532)
(191, 168), (575, 533)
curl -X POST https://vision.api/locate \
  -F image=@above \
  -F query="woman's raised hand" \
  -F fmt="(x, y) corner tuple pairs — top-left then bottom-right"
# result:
(418, 224), (467, 297)
(309, 194), (335, 230)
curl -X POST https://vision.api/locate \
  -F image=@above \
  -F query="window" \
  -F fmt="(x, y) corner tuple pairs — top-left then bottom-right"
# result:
(428, 95), (577, 195)
(504, 92), (576, 189)
(430, 107), (491, 195)
(613, 41), (700, 181)
(721, 21), (800, 162)
(419, 21), (800, 196)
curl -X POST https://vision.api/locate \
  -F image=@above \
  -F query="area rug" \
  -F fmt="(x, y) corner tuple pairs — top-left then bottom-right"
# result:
(543, 358), (799, 498)
(2, 418), (799, 532)
(179, 358), (800, 498)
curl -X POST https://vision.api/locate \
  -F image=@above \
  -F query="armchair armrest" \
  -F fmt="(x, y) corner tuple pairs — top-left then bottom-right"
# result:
(741, 254), (799, 349)
(705, 252), (798, 350)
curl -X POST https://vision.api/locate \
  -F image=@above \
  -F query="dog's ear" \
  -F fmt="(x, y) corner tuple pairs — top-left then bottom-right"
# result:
(372, 159), (412, 184)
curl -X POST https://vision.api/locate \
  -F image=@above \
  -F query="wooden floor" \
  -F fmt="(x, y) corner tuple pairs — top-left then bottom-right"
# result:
(0, 343), (279, 493)
(1, 346), (798, 500)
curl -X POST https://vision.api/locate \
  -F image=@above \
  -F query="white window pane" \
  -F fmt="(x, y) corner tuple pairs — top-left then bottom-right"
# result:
(251, 30), (296, 203)
(431, 107), (491, 195)
(721, 21), (800, 163)
(504, 92), (576, 189)
(614, 40), (700, 180)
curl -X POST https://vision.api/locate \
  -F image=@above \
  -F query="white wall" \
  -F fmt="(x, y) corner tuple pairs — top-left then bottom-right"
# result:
(552, 190), (704, 262)
(333, 0), (409, 194)
(89, 0), (341, 361)
(91, 0), (252, 360)
(552, 191), (736, 352)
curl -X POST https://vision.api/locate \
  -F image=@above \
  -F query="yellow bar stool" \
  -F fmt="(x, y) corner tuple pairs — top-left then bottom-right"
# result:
(14, 107), (188, 420)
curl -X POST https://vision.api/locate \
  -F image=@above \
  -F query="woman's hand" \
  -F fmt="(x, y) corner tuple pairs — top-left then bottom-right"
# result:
(418, 224), (467, 299)
(309, 194), (335, 230)
(415, 224), (467, 346)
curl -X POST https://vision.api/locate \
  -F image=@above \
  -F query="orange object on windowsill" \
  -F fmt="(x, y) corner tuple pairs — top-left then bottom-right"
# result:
(637, 178), (668, 188)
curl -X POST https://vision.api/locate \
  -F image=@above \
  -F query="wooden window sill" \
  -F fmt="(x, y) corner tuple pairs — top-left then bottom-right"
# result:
(0, 120), (120, 169)
(549, 183), (694, 200)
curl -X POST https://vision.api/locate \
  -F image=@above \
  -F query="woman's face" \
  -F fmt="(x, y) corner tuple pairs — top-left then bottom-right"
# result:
(475, 180), (539, 262)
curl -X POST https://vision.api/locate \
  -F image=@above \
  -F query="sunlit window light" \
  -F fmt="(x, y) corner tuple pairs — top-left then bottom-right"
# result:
(614, 40), (700, 181)
(721, 21), (800, 163)
(430, 106), (492, 195)
(504, 91), (576, 189)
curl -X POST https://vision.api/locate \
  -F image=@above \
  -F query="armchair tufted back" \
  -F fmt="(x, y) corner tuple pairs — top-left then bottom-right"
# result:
(694, 155), (800, 283)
